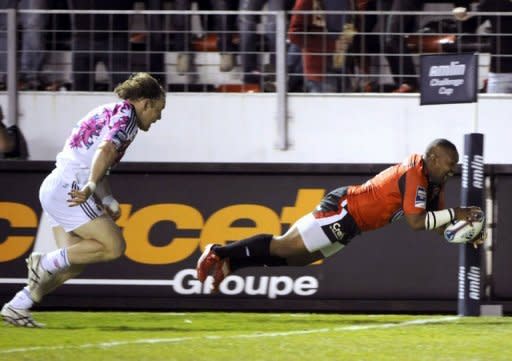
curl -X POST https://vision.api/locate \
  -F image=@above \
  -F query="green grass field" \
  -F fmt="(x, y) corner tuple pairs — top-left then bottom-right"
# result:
(1, 312), (511, 361)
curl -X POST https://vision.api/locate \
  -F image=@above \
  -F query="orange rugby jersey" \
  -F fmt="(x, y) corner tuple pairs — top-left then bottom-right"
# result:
(346, 154), (445, 231)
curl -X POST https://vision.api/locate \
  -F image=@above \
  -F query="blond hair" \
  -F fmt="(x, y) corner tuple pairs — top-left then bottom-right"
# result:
(114, 72), (165, 101)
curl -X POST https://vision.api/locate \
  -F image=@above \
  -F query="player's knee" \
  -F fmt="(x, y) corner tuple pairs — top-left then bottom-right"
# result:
(102, 237), (126, 261)
(110, 237), (126, 260)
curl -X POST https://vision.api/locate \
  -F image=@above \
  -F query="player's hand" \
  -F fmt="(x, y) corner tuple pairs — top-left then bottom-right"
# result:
(102, 196), (121, 221)
(471, 229), (486, 249)
(104, 203), (121, 221)
(67, 183), (95, 207)
(454, 206), (483, 225)
(452, 7), (469, 21)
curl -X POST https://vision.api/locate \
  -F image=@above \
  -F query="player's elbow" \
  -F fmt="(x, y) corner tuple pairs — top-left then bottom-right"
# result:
(409, 223), (425, 231)
(404, 215), (426, 231)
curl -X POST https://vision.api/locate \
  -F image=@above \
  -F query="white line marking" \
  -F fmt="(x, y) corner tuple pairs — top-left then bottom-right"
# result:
(124, 312), (188, 316)
(0, 278), (175, 286)
(0, 316), (459, 354)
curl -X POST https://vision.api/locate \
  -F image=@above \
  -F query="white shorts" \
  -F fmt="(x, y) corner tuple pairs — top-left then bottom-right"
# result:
(296, 187), (361, 258)
(39, 168), (103, 232)
(296, 213), (345, 258)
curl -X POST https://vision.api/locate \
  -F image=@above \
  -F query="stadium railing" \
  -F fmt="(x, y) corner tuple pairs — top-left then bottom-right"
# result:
(0, 8), (503, 93)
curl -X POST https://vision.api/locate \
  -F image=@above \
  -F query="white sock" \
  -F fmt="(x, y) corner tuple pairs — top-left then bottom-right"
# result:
(9, 287), (34, 310)
(41, 248), (70, 273)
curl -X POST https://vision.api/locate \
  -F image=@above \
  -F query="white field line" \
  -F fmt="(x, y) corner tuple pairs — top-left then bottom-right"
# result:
(0, 316), (459, 354)
(0, 278), (174, 286)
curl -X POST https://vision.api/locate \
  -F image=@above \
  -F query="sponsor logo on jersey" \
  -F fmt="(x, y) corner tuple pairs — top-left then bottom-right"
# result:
(329, 222), (345, 241)
(415, 186), (427, 208)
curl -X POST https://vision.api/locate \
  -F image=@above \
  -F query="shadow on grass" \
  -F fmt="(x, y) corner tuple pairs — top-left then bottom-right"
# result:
(44, 325), (228, 332)
(97, 325), (228, 332)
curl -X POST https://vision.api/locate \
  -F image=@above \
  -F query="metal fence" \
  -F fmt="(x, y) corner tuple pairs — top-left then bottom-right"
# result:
(0, 8), (508, 93)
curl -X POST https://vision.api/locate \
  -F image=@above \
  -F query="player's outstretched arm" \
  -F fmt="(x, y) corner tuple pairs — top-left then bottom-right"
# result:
(404, 206), (483, 231)
(406, 206), (485, 247)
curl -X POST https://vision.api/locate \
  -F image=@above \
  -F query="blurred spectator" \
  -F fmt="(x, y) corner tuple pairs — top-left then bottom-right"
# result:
(0, 106), (29, 159)
(239, 0), (295, 86)
(213, 0), (238, 72)
(456, 1), (512, 93)
(0, 0), (49, 90)
(384, 0), (472, 93)
(67, 0), (133, 91)
(288, 0), (354, 92)
(172, 0), (195, 74)
(131, 0), (167, 85)
(173, 0), (239, 74)
(345, 0), (392, 92)
(287, 41), (304, 92)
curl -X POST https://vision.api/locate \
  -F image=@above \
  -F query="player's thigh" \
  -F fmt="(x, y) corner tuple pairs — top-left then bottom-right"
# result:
(40, 172), (104, 233)
(271, 225), (328, 265)
(293, 212), (351, 258)
(271, 224), (310, 258)
(72, 214), (125, 252)
(52, 226), (83, 248)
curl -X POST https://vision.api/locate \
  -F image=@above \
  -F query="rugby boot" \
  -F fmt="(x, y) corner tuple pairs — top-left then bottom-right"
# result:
(196, 244), (221, 282)
(1, 303), (44, 328)
(211, 258), (231, 293)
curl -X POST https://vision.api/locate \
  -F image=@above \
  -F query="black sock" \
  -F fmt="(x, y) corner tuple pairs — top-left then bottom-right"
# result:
(213, 234), (288, 269)
(229, 256), (288, 272)
(213, 234), (273, 259)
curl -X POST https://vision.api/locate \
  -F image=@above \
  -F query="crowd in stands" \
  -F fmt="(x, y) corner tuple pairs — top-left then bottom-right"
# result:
(0, 0), (510, 93)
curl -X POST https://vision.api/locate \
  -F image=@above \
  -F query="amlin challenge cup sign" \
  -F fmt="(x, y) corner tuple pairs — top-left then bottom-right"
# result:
(420, 53), (478, 105)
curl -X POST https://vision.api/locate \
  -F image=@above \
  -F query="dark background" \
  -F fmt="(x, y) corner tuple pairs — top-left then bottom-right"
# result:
(1, 161), (510, 313)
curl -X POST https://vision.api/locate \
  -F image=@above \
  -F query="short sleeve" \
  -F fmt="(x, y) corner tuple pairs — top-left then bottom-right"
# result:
(402, 168), (429, 215)
(105, 102), (134, 151)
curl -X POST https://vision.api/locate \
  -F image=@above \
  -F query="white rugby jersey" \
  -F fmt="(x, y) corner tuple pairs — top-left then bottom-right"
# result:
(55, 100), (138, 173)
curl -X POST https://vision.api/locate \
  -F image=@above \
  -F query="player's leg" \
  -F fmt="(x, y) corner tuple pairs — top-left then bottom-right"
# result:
(64, 214), (125, 265)
(197, 187), (357, 291)
(196, 230), (302, 284)
(272, 225), (326, 266)
(36, 171), (125, 269)
(197, 213), (343, 291)
(26, 214), (123, 293)
(29, 226), (86, 303)
(1, 226), (86, 327)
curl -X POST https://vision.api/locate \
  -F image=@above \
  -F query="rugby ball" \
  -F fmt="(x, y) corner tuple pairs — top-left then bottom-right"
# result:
(444, 215), (484, 244)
